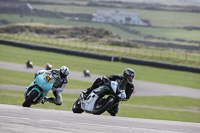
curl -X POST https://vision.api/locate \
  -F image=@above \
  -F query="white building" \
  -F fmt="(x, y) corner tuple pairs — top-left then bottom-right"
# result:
(92, 9), (146, 25)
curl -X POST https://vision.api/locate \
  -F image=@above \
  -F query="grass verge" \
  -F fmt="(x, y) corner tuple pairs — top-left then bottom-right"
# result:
(0, 89), (200, 123)
(0, 68), (91, 90)
(0, 44), (200, 89)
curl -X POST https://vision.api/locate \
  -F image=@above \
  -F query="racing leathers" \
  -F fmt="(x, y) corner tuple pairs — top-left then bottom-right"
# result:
(35, 69), (68, 105)
(83, 74), (135, 116)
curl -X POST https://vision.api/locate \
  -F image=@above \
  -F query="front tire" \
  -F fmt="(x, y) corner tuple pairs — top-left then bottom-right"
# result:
(22, 90), (39, 107)
(72, 99), (84, 113)
(93, 96), (115, 115)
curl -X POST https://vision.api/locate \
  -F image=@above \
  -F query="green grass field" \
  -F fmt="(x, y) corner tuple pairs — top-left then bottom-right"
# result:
(0, 44), (200, 89)
(131, 9), (200, 27)
(32, 4), (200, 28)
(128, 26), (200, 42)
(0, 44), (200, 123)
(0, 89), (200, 123)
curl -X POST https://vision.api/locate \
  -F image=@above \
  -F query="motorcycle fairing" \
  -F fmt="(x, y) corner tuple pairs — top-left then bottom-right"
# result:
(36, 73), (54, 92)
(81, 81), (119, 112)
(25, 72), (55, 103)
(110, 81), (118, 93)
(81, 92), (99, 112)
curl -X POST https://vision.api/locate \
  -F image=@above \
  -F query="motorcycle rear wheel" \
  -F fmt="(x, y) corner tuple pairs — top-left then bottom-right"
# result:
(93, 96), (115, 115)
(22, 90), (39, 107)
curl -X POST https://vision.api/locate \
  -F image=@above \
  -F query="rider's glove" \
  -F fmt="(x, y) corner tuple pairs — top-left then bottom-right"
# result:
(34, 73), (39, 79)
(118, 90), (126, 99)
(102, 76), (109, 83)
(34, 72), (44, 79)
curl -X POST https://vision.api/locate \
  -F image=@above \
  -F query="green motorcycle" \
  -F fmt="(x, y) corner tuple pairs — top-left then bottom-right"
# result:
(72, 81), (125, 115)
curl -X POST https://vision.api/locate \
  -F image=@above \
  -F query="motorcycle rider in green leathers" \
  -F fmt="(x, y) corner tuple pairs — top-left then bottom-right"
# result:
(82, 68), (135, 116)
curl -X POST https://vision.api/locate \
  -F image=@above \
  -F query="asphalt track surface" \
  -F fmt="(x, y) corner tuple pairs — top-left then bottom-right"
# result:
(1, 61), (200, 133)
(0, 61), (200, 99)
(1, 104), (200, 133)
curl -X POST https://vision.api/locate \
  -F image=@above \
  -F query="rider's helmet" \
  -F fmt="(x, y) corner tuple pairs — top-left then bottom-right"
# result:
(123, 68), (135, 83)
(59, 66), (69, 78)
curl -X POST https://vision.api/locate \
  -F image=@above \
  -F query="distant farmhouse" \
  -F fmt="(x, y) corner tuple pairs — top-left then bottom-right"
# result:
(92, 9), (146, 26)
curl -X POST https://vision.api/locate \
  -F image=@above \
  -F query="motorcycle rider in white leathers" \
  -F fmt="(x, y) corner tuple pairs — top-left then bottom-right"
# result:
(34, 66), (69, 105)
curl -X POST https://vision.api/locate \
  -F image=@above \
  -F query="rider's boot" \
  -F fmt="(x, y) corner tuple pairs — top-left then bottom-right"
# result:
(41, 97), (48, 104)
(41, 97), (54, 104)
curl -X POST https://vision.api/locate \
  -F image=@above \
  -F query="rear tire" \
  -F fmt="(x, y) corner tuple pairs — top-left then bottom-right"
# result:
(22, 90), (39, 107)
(93, 96), (115, 115)
(72, 99), (84, 113)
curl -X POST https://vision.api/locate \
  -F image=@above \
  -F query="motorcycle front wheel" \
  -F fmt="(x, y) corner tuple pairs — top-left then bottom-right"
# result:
(22, 90), (39, 107)
(72, 99), (84, 113)
(93, 96), (115, 115)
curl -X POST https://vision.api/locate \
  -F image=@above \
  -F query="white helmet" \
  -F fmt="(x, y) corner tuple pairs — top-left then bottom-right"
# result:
(60, 66), (69, 78)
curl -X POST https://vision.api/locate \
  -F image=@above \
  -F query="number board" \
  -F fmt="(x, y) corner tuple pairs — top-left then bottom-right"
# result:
(44, 75), (52, 82)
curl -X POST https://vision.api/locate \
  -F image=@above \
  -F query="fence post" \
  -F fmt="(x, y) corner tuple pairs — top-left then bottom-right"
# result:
(152, 49), (154, 58)
(160, 49), (162, 58)
(48, 37), (51, 44)
(34, 35), (36, 42)
(42, 36), (44, 43)
(185, 53), (188, 61)
(56, 39), (59, 45)
(51, 38), (54, 45)
(61, 40), (64, 47)
(113, 46), (115, 53)
(85, 42), (88, 49)
(18, 34), (20, 40)
(6, 33), (9, 39)
(176, 52), (179, 60)
(23, 34), (25, 40)
(193, 55), (195, 62)
(168, 51), (170, 59)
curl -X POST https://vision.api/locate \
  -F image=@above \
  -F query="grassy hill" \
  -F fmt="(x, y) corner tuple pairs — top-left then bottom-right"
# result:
(1, 23), (199, 67)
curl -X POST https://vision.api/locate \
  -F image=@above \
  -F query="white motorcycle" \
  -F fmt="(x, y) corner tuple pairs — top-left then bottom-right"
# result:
(72, 81), (125, 115)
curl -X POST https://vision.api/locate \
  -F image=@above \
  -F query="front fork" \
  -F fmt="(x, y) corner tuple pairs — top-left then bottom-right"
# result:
(24, 84), (42, 102)
(24, 81), (35, 96)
